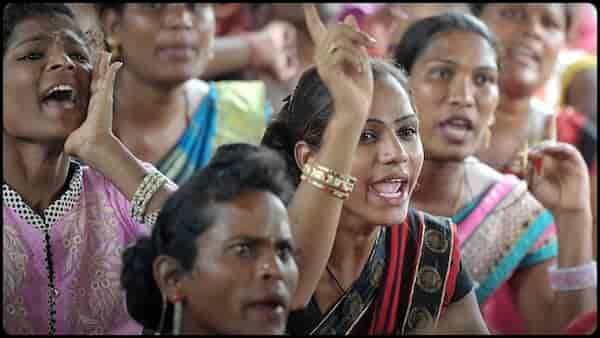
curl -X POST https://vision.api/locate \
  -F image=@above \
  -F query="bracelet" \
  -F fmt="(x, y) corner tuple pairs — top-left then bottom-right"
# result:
(143, 210), (160, 227)
(130, 171), (167, 223)
(548, 261), (597, 291)
(301, 159), (357, 200)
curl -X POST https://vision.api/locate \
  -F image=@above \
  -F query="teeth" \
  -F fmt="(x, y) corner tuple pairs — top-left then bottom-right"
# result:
(47, 84), (74, 95)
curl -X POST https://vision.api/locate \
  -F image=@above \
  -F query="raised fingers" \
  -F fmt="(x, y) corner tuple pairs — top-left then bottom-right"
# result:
(304, 4), (327, 45)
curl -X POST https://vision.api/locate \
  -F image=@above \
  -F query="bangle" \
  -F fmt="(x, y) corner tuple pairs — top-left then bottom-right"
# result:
(144, 210), (160, 227)
(130, 170), (167, 223)
(548, 261), (597, 291)
(301, 159), (357, 200)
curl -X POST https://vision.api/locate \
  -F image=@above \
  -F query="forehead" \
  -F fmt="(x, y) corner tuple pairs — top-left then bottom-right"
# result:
(369, 75), (415, 122)
(417, 31), (497, 68)
(487, 3), (565, 17)
(203, 191), (291, 242)
(8, 14), (87, 49)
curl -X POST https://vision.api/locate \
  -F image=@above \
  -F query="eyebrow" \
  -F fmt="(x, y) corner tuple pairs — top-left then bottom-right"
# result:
(366, 114), (419, 125)
(427, 58), (497, 71)
(14, 31), (88, 50)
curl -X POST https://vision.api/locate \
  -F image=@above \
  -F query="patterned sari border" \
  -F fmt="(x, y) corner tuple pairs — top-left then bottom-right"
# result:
(477, 209), (554, 303)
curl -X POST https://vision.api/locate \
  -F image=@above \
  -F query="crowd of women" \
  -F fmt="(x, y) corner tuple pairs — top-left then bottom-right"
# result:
(3, 2), (597, 335)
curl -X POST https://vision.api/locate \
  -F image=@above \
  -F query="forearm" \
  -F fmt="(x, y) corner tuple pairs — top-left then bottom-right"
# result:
(79, 136), (177, 215)
(547, 208), (596, 332)
(203, 35), (253, 79)
(289, 113), (365, 308)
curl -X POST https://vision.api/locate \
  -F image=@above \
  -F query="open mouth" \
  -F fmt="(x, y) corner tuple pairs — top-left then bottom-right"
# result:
(439, 117), (474, 141)
(369, 178), (408, 199)
(41, 84), (78, 110)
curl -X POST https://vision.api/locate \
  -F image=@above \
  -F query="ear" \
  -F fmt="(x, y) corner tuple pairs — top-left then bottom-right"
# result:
(153, 255), (185, 302)
(294, 141), (315, 172)
(99, 7), (122, 39)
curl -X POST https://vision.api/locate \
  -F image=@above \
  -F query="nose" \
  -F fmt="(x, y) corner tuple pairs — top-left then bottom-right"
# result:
(163, 4), (193, 29)
(45, 47), (76, 73)
(378, 130), (409, 165)
(448, 75), (475, 108)
(521, 13), (544, 41)
(258, 254), (285, 282)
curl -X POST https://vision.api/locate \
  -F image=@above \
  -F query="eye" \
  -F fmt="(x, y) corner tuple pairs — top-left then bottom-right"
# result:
(276, 243), (294, 261)
(396, 127), (418, 140)
(499, 7), (526, 21)
(232, 243), (255, 258)
(17, 52), (44, 61)
(430, 67), (452, 80)
(69, 53), (89, 63)
(474, 73), (497, 86)
(360, 130), (377, 143)
(542, 15), (562, 30)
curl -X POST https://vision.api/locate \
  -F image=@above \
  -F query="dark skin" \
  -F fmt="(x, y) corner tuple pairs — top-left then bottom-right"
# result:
(153, 190), (298, 335)
(287, 5), (488, 333)
(3, 14), (175, 231)
(407, 16), (595, 333)
(476, 3), (567, 172)
(409, 30), (500, 217)
(100, 4), (214, 164)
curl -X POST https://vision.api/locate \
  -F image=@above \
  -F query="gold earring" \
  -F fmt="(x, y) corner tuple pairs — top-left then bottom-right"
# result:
(106, 36), (121, 60)
(483, 127), (492, 149)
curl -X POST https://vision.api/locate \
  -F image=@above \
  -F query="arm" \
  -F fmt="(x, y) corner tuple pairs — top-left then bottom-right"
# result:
(289, 5), (376, 309)
(515, 142), (597, 333)
(65, 51), (176, 218)
(427, 290), (489, 334)
(204, 21), (299, 82)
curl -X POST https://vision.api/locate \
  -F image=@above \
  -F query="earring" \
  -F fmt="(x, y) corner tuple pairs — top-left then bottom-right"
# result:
(483, 127), (492, 149)
(105, 35), (121, 60)
(172, 290), (185, 335)
(155, 293), (168, 335)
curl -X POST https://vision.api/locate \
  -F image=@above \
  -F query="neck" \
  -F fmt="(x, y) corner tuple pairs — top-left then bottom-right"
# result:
(113, 68), (190, 130)
(3, 134), (71, 212)
(495, 93), (532, 127)
(328, 212), (381, 289)
(411, 159), (466, 217)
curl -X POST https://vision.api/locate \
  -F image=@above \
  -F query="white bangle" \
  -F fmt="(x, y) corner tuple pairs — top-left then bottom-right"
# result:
(129, 171), (167, 222)
(548, 261), (597, 291)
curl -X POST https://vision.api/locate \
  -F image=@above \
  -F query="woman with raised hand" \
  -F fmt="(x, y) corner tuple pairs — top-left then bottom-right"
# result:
(3, 3), (177, 334)
(121, 144), (299, 335)
(96, 3), (272, 184)
(261, 5), (488, 334)
(394, 12), (596, 334)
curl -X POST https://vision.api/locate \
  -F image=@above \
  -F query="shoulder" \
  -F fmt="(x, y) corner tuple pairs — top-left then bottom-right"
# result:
(213, 80), (270, 117)
(465, 156), (504, 194)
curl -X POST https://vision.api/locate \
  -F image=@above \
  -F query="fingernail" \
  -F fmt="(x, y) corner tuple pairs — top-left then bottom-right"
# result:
(533, 157), (542, 176)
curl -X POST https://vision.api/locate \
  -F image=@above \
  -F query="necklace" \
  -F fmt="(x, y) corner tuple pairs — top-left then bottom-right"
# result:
(326, 264), (346, 296)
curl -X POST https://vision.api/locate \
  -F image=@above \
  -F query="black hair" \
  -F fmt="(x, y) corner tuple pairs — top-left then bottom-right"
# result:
(3, 3), (82, 56)
(261, 58), (410, 187)
(394, 12), (499, 75)
(469, 3), (573, 32)
(121, 143), (293, 333)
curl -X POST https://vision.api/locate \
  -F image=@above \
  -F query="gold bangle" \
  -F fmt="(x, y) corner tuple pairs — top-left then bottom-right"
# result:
(301, 174), (350, 200)
(303, 159), (357, 193)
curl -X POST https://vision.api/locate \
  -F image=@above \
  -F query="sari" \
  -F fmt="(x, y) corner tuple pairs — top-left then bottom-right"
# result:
(156, 80), (271, 184)
(452, 173), (558, 334)
(286, 209), (473, 335)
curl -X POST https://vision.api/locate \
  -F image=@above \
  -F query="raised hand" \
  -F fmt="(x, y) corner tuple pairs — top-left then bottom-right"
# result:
(64, 51), (122, 158)
(526, 140), (591, 214)
(304, 3), (376, 120)
(251, 20), (300, 81)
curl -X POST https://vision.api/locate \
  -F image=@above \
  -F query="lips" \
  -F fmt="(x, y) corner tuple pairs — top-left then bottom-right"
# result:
(246, 293), (288, 323)
(506, 45), (540, 66)
(368, 172), (410, 203)
(40, 83), (81, 114)
(438, 116), (474, 143)
(157, 44), (197, 60)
